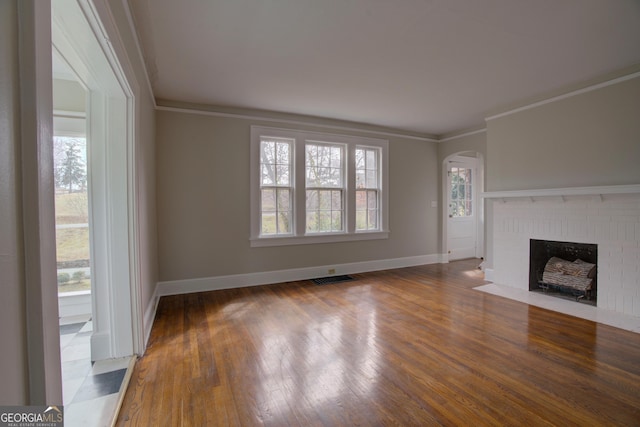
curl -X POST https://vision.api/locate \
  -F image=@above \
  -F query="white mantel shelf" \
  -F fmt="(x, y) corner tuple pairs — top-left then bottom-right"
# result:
(481, 184), (640, 200)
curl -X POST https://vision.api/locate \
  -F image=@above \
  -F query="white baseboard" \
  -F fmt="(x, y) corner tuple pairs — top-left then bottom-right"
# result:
(142, 285), (160, 349)
(157, 254), (446, 297)
(90, 331), (111, 361)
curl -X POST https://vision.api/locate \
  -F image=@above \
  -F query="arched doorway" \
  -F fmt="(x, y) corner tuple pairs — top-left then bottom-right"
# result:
(442, 152), (485, 261)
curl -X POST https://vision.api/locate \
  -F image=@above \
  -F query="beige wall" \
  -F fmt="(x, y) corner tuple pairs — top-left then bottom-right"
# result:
(156, 110), (439, 282)
(486, 74), (640, 191)
(438, 131), (487, 163)
(0, 0), (29, 404)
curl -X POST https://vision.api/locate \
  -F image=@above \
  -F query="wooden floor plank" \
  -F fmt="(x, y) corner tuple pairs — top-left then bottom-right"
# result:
(116, 259), (640, 426)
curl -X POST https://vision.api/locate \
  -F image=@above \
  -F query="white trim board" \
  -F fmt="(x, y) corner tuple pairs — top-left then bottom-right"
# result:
(157, 254), (447, 296)
(482, 184), (640, 200)
(143, 285), (160, 348)
(485, 70), (640, 122)
(156, 105), (438, 143)
(439, 128), (486, 143)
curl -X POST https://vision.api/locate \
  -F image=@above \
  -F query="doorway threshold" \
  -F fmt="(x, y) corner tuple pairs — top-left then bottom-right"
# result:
(60, 315), (136, 426)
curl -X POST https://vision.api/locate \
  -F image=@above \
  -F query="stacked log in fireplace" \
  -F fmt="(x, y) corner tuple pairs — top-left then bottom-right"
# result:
(529, 239), (598, 303)
(541, 257), (596, 299)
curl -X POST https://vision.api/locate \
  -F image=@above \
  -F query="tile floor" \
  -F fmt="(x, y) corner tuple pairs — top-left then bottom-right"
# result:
(475, 283), (640, 333)
(60, 315), (134, 427)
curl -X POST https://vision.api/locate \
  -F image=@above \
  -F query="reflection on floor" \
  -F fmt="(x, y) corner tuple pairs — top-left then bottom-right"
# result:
(60, 315), (134, 427)
(475, 283), (640, 333)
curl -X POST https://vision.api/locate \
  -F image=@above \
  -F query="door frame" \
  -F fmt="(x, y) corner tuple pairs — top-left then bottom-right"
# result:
(51, 0), (143, 359)
(442, 152), (485, 262)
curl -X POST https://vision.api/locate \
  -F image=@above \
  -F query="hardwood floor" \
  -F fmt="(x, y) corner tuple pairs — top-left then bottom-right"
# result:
(116, 259), (640, 426)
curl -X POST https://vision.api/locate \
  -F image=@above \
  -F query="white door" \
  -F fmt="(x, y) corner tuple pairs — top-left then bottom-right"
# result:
(447, 157), (477, 260)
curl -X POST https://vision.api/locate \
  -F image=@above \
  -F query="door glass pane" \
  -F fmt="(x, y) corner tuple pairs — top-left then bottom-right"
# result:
(450, 167), (473, 217)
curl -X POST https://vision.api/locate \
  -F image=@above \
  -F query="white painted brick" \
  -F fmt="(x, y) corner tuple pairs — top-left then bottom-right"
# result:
(492, 195), (640, 317)
(621, 223), (638, 242)
(633, 298), (640, 317)
(598, 292), (607, 309)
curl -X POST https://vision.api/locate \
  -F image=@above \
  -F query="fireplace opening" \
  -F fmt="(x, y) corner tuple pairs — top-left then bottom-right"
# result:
(529, 239), (597, 305)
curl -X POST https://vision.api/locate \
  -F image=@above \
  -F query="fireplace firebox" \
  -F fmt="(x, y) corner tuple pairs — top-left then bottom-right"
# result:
(529, 239), (597, 304)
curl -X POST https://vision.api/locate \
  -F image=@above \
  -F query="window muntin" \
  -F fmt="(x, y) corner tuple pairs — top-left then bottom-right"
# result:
(355, 147), (380, 231)
(250, 126), (389, 246)
(450, 167), (472, 217)
(305, 142), (344, 233)
(260, 137), (293, 235)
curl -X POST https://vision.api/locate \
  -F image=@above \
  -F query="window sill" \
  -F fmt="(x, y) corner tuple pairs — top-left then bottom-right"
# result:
(250, 230), (390, 247)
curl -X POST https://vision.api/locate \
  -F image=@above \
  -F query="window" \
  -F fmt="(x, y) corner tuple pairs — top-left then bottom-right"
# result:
(251, 126), (389, 246)
(355, 147), (380, 231)
(305, 142), (344, 233)
(259, 137), (293, 235)
(449, 167), (472, 217)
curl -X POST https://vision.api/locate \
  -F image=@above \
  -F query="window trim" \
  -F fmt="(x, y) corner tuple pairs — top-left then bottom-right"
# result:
(250, 126), (389, 247)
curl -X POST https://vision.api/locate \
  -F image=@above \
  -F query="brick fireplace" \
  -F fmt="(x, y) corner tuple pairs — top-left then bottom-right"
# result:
(484, 186), (640, 317)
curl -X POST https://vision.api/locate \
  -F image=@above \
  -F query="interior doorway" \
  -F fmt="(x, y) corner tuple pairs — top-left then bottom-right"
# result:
(52, 0), (142, 363)
(444, 153), (484, 261)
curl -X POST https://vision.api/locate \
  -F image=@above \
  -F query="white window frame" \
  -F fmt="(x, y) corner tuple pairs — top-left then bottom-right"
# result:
(355, 145), (382, 232)
(250, 126), (389, 247)
(305, 141), (346, 234)
(259, 136), (295, 236)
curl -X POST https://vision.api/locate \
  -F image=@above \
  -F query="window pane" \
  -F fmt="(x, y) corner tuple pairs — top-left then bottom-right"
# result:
(306, 143), (343, 188)
(367, 190), (377, 209)
(261, 212), (277, 234)
(261, 189), (276, 211)
(331, 190), (342, 210)
(306, 212), (318, 233)
(261, 141), (275, 164)
(366, 170), (377, 188)
(277, 188), (290, 211)
(276, 164), (290, 185)
(331, 146), (341, 168)
(356, 190), (366, 209)
(262, 165), (274, 185)
(332, 211), (342, 231)
(458, 183), (466, 200)
(356, 210), (366, 230)
(319, 190), (331, 209)
(276, 142), (290, 164)
(368, 210), (378, 229)
(278, 212), (291, 233)
(317, 146), (330, 166)
(355, 149), (365, 169)
(306, 190), (318, 210)
(319, 168), (329, 186)
(305, 144), (317, 164)
(318, 211), (331, 232)
(356, 171), (365, 189)
(366, 150), (376, 169)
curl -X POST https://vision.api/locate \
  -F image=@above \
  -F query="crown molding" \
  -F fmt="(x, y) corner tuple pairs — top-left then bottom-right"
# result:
(156, 104), (439, 142)
(439, 128), (487, 142)
(486, 70), (640, 123)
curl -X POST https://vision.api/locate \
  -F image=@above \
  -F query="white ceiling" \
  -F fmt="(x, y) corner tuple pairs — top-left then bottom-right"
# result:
(128, 0), (640, 136)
